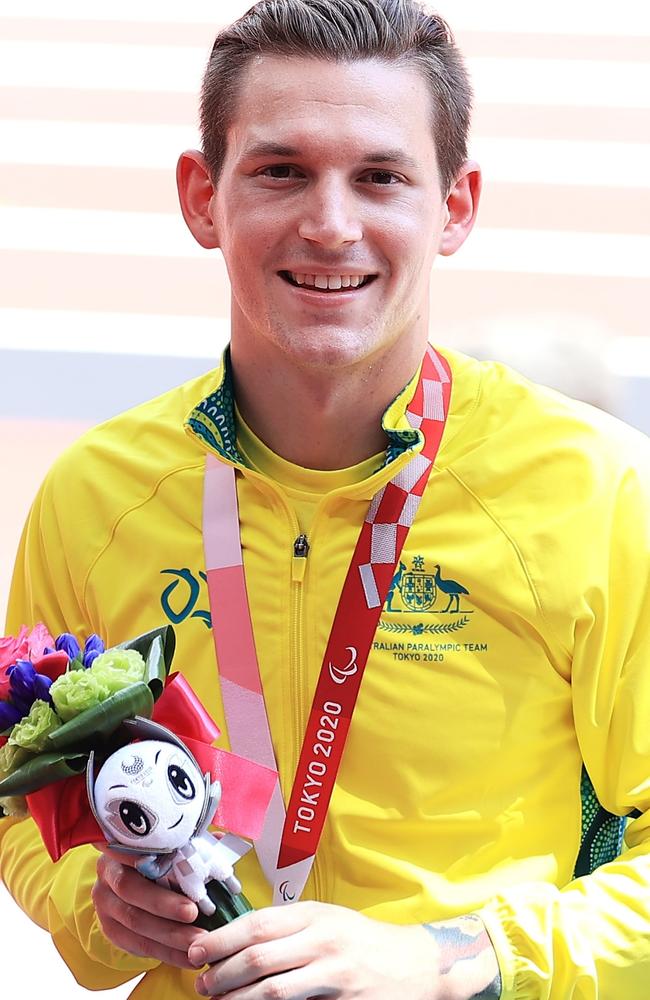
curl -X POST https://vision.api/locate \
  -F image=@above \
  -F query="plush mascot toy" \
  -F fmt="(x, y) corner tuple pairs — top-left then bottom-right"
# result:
(87, 717), (249, 917)
(0, 626), (277, 929)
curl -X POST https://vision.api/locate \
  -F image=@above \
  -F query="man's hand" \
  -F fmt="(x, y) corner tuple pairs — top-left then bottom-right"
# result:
(92, 847), (205, 970)
(187, 902), (501, 999)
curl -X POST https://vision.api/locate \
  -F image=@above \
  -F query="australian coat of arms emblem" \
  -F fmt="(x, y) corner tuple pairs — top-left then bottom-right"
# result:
(385, 557), (471, 616)
(379, 556), (474, 634)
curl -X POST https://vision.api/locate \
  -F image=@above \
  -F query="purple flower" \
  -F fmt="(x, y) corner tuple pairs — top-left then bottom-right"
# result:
(0, 700), (22, 731)
(82, 634), (105, 668)
(8, 660), (36, 705)
(55, 633), (81, 661)
(7, 659), (53, 712)
(32, 672), (53, 701)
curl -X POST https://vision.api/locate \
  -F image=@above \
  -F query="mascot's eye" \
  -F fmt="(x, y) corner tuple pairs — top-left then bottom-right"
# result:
(119, 800), (154, 837)
(167, 764), (196, 801)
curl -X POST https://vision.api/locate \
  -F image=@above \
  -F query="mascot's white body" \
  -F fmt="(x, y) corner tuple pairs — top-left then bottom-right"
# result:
(87, 719), (248, 915)
(162, 833), (241, 911)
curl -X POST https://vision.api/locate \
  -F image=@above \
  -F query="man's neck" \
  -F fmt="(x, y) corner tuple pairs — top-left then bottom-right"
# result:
(230, 338), (428, 471)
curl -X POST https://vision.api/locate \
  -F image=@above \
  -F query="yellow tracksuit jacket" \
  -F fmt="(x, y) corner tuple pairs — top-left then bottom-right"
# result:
(2, 346), (650, 999)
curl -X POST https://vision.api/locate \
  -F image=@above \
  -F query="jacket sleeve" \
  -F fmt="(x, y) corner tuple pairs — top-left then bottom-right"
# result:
(478, 460), (650, 998)
(1, 470), (158, 988)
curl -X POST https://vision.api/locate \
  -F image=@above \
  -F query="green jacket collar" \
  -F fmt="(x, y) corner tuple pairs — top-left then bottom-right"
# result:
(185, 346), (423, 472)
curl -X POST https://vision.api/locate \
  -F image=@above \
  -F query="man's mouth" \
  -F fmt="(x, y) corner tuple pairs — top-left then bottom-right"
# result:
(279, 270), (376, 292)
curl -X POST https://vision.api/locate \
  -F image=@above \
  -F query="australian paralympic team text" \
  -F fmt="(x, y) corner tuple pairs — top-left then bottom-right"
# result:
(293, 701), (342, 835)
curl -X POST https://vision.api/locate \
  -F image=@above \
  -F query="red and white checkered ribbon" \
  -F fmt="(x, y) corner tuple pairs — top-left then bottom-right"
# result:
(203, 346), (451, 904)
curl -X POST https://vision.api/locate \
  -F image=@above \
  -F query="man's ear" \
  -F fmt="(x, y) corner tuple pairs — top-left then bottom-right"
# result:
(439, 160), (482, 257)
(176, 150), (220, 249)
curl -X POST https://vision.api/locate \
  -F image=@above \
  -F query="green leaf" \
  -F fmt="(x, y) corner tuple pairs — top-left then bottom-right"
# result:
(47, 682), (155, 752)
(117, 626), (176, 686)
(0, 751), (88, 796)
(143, 635), (166, 701)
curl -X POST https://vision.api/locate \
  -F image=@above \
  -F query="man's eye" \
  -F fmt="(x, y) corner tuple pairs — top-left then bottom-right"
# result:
(366, 170), (399, 185)
(262, 165), (299, 179)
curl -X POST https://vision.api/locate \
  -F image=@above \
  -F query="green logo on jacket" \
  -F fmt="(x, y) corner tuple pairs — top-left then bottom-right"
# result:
(380, 557), (472, 637)
(160, 568), (212, 629)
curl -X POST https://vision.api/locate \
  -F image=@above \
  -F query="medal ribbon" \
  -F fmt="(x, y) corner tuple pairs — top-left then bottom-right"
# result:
(203, 345), (451, 903)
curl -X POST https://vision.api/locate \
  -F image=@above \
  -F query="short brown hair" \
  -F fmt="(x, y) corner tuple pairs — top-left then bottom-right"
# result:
(200, 0), (472, 194)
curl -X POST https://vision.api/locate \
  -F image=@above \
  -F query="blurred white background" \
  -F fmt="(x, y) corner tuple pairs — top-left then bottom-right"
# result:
(1, 0), (649, 995)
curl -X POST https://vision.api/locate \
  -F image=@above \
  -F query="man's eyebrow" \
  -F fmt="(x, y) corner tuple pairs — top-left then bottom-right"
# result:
(241, 141), (417, 169)
(364, 149), (418, 168)
(242, 142), (300, 159)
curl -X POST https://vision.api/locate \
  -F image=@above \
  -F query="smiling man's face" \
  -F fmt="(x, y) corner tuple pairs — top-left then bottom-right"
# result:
(205, 55), (464, 373)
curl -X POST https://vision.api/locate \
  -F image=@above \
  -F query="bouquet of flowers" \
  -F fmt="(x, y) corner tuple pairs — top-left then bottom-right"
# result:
(0, 623), (276, 930)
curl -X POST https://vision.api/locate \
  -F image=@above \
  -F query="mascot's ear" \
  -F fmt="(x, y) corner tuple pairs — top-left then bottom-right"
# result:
(210, 779), (222, 808)
(86, 749), (101, 830)
(195, 776), (220, 837)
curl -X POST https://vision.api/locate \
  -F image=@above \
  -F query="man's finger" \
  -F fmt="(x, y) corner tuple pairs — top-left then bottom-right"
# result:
(195, 928), (316, 995)
(96, 854), (198, 923)
(196, 960), (333, 999)
(93, 876), (204, 953)
(99, 912), (200, 971)
(94, 844), (140, 868)
(189, 902), (317, 967)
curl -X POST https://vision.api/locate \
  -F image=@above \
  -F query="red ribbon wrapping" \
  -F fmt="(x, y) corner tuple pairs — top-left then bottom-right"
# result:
(26, 673), (277, 862)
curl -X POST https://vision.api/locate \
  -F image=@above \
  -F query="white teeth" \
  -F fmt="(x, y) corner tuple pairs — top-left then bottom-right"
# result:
(287, 271), (370, 289)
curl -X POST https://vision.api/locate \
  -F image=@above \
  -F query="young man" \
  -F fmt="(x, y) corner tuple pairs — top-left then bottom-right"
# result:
(2, 2), (650, 998)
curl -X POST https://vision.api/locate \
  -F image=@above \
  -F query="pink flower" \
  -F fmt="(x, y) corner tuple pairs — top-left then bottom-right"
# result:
(0, 626), (30, 672)
(0, 667), (12, 702)
(27, 623), (55, 661)
(0, 623), (57, 702)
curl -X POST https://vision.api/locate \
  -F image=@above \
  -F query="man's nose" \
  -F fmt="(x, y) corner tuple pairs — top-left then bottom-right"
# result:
(297, 179), (363, 249)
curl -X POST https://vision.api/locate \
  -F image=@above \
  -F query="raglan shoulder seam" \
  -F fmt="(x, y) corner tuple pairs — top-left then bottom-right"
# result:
(445, 465), (572, 662)
(81, 458), (206, 610)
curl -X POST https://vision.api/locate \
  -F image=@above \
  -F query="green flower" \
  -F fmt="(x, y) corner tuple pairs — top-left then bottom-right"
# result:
(0, 741), (31, 777)
(8, 700), (62, 752)
(0, 744), (31, 816)
(50, 669), (110, 722)
(0, 795), (29, 818)
(89, 648), (146, 693)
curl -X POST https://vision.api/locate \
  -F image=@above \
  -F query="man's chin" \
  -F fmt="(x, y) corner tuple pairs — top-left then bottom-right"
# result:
(271, 327), (387, 372)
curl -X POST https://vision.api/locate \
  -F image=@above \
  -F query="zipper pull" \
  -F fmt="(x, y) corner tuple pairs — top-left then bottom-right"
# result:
(292, 533), (309, 582)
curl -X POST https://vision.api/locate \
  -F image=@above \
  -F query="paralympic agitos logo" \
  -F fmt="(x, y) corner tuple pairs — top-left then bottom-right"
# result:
(278, 880), (295, 902)
(327, 646), (358, 684)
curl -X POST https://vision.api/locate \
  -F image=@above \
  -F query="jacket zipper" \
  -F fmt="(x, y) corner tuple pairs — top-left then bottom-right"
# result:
(291, 531), (309, 778)
(293, 533), (310, 566)
(247, 473), (340, 903)
(290, 529), (325, 902)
